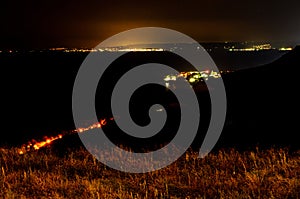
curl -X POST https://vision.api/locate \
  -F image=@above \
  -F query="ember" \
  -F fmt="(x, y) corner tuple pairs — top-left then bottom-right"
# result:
(18, 118), (113, 155)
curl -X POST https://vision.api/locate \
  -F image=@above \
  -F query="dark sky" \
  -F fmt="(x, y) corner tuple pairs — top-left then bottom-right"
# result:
(1, 0), (300, 48)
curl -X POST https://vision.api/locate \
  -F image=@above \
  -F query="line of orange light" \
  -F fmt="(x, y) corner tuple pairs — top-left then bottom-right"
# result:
(18, 118), (113, 155)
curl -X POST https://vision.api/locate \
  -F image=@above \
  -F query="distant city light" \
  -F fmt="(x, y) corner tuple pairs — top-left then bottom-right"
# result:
(279, 47), (293, 51)
(228, 43), (271, 52)
(1, 43), (295, 54)
(163, 69), (226, 88)
(117, 48), (164, 52)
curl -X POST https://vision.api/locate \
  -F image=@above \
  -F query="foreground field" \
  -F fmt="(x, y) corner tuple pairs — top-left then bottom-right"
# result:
(0, 147), (299, 198)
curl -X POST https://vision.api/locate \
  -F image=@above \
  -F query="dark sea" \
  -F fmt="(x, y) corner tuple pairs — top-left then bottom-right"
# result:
(208, 49), (287, 70)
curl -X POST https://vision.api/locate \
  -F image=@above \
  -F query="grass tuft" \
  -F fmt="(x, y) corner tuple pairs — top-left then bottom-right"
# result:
(0, 147), (299, 198)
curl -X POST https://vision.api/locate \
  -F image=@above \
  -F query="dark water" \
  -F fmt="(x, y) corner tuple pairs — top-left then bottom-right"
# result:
(208, 50), (287, 70)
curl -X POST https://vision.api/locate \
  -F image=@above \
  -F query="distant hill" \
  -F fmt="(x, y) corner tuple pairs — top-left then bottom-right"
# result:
(50, 46), (300, 153)
(214, 46), (300, 149)
(1, 47), (299, 153)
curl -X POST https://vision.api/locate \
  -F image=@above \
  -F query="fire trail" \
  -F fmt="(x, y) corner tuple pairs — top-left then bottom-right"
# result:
(17, 118), (113, 155)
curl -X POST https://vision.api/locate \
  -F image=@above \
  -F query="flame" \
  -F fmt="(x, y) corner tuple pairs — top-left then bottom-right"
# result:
(18, 118), (113, 155)
(18, 134), (62, 154)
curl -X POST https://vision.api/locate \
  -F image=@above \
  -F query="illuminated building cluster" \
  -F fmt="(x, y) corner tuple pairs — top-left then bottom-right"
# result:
(228, 43), (271, 51)
(252, 44), (272, 50)
(227, 43), (293, 52)
(279, 47), (293, 51)
(163, 69), (223, 88)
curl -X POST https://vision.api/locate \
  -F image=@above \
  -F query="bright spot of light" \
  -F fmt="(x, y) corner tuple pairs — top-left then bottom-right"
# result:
(189, 78), (196, 83)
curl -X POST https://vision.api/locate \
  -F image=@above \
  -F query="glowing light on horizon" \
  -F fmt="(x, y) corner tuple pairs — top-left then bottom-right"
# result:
(117, 48), (164, 52)
(279, 47), (293, 51)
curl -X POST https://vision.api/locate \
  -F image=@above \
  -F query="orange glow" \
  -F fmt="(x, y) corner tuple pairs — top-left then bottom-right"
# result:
(78, 128), (84, 133)
(17, 118), (111, 155)
(100, 119), (107, 126)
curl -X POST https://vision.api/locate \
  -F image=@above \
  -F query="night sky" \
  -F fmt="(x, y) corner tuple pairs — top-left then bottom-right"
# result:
(1, 0), (300, 48)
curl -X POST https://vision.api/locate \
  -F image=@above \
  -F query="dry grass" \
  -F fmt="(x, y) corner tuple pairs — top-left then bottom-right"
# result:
(0, 146), (299, 198)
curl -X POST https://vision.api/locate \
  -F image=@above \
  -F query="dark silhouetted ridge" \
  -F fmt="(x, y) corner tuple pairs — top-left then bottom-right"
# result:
(215, 46), (300, 150)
